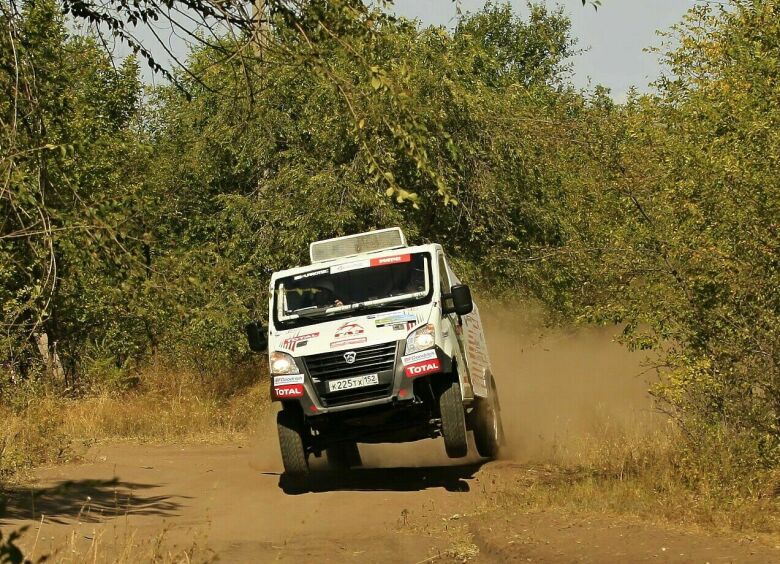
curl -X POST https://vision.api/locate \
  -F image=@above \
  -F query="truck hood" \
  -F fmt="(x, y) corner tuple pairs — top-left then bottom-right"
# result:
(272, 304), (433, 357)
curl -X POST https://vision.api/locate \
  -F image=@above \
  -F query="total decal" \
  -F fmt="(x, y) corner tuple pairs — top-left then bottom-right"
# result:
(280, 330), (319, 352)
(274, 384), (304, 398)
(273, 374), (305, 398)
(401, 349), (441, 378)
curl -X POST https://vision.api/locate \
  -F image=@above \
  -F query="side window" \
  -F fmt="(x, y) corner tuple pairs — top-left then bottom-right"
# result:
(438, 253), (451, 306)
(438, 253), (451, 293)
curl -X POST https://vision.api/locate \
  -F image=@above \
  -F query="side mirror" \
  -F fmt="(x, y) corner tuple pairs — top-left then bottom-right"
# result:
(442, 284), (473, 316)
(246, 321), (268, 353)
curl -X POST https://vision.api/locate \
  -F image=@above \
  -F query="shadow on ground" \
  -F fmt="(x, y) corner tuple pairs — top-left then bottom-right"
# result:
(0, 478), (187, 525)
(275, 463), (483, 495)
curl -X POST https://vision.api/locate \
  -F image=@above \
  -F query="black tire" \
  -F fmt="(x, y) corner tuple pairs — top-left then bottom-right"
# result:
(439, 379), (469, 458)
(277, 408), (309, 478)
(474, 374), (505, 458)
(326, 442), (362, 471)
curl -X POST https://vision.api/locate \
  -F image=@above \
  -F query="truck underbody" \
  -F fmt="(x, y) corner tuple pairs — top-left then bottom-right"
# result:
(291, 370), (460, 452)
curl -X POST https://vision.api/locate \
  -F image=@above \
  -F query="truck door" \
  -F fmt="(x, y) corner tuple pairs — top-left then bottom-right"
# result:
(437, 252), (473, 397)
(438, 252), (490, 399)
(461, 305), (490, 397)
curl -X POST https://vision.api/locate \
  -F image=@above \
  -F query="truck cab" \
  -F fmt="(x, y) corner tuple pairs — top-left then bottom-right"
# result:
(246, 228), (504, 483)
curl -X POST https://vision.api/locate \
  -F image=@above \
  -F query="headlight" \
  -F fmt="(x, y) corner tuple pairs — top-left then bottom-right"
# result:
(406, 324), (436, 354)
(270, 351), (297, 375)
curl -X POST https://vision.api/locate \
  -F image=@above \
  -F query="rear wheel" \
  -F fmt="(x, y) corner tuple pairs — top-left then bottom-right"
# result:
(473, 374), (505, 459)
(277, 408), (310, 480)
(439, 379), (469, 458)
(326, 442), (362, 471)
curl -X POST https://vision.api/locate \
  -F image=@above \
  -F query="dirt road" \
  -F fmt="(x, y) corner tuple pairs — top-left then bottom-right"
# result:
(2, 441), (778, 563)
(3, 313), (779, 562)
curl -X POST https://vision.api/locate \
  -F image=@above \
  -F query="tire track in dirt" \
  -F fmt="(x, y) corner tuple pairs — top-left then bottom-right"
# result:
(3, 443), (778, 562)
(3, 311), (778, 562)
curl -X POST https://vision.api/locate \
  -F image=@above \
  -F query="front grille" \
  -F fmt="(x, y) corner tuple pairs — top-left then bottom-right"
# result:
(304, 341), (398, 408)
(304, 342), (397, 381)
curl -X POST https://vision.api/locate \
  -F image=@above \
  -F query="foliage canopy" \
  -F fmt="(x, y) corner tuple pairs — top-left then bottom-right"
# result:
(1, 0), (778, 481)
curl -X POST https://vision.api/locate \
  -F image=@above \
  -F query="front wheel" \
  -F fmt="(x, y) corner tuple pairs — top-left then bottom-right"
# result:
(473, 374), (505, 459)
(439, 379), (469, 458)
(277, 408), (310, 480)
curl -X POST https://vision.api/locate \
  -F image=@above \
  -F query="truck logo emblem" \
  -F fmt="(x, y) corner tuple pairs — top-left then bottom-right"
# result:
(344, 351), (357, 364)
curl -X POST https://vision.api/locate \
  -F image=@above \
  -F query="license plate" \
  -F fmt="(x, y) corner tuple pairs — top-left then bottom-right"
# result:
(327, 373), (379, 392)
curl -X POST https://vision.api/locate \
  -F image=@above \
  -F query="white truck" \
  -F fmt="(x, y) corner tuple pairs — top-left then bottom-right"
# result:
(246, 228), (504, 483)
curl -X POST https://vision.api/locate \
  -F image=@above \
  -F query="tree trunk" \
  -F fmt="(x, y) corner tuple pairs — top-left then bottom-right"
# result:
(252, 0), (269, 60)
(34, 331), (65, 382)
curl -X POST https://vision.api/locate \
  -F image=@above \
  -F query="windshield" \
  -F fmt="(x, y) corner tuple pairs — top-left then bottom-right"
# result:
(273, 252), (432, 326)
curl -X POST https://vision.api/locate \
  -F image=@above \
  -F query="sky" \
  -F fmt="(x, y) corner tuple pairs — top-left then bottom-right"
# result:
(390, 0), (698, 100)
(134, 0), (698, 99)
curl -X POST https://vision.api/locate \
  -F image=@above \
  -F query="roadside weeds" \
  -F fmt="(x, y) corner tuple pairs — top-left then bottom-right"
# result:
(0, 364), (269, 485)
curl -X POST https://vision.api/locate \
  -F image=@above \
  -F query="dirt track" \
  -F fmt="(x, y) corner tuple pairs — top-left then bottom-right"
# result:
(3, 441), (779, 562)
(3, 312), (779, 562)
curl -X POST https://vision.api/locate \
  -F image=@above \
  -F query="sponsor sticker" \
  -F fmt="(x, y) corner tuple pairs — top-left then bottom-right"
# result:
(273, 374), (304, 386)
(330, 337), (368, 349)
(401, 349), (438, 366)
(330, 259), (370, 274)
(373, 312), (417, 327)
(370, 254), (411, 267)
(293, 268), (329, 281)
(334, 321), (364, 339)
(404, 359), (441, 377)
(274, 384), (304, 398)
(281, 331), (319, 352)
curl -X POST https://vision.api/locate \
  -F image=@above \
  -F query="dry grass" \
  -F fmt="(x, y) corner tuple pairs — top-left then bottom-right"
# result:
(482, 420), (780, 537)
(0, 362), (261, 563)
(3, 521), (216, 563)
(0, 363), (270, 484)
(4, 344), (780, 550)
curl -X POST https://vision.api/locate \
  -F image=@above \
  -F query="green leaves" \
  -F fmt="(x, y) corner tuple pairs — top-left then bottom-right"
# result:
(8, 0), (776, 476)
(1, 0), (152, 377)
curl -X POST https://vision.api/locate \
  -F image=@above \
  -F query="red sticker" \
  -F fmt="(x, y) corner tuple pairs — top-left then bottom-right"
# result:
(370, 254), (411, 267)
(334, 322), (364, 338)
(274, 384), (304, 398)
(404, 359), (441, 378)
(281, 331), (319, 352)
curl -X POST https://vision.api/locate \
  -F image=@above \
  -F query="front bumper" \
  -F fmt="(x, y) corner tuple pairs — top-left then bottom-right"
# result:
(271, 342), (452, 415)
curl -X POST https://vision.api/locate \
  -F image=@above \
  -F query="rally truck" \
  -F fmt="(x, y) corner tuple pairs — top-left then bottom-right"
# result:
(246, 228), (504, 481)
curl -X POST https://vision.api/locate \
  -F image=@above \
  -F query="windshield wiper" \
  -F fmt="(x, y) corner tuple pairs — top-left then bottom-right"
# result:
(348, 302), (407, 315)
(294, 307), (331, 319)
(292, 300), (413, 320)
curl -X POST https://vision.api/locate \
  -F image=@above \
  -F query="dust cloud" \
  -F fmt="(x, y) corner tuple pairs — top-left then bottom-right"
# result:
(361, 301), (662, 468)
(481, 301), (662, 462)
(249, 300), (661, 471)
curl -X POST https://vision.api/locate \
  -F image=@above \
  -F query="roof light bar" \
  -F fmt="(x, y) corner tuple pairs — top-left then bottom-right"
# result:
(310, 228), (408, 263)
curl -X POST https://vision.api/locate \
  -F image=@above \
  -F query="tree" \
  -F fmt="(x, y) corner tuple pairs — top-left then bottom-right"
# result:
(1, 0), (148, 381)
(134, 2), (582, 366)
(536, 0), (780, 475)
